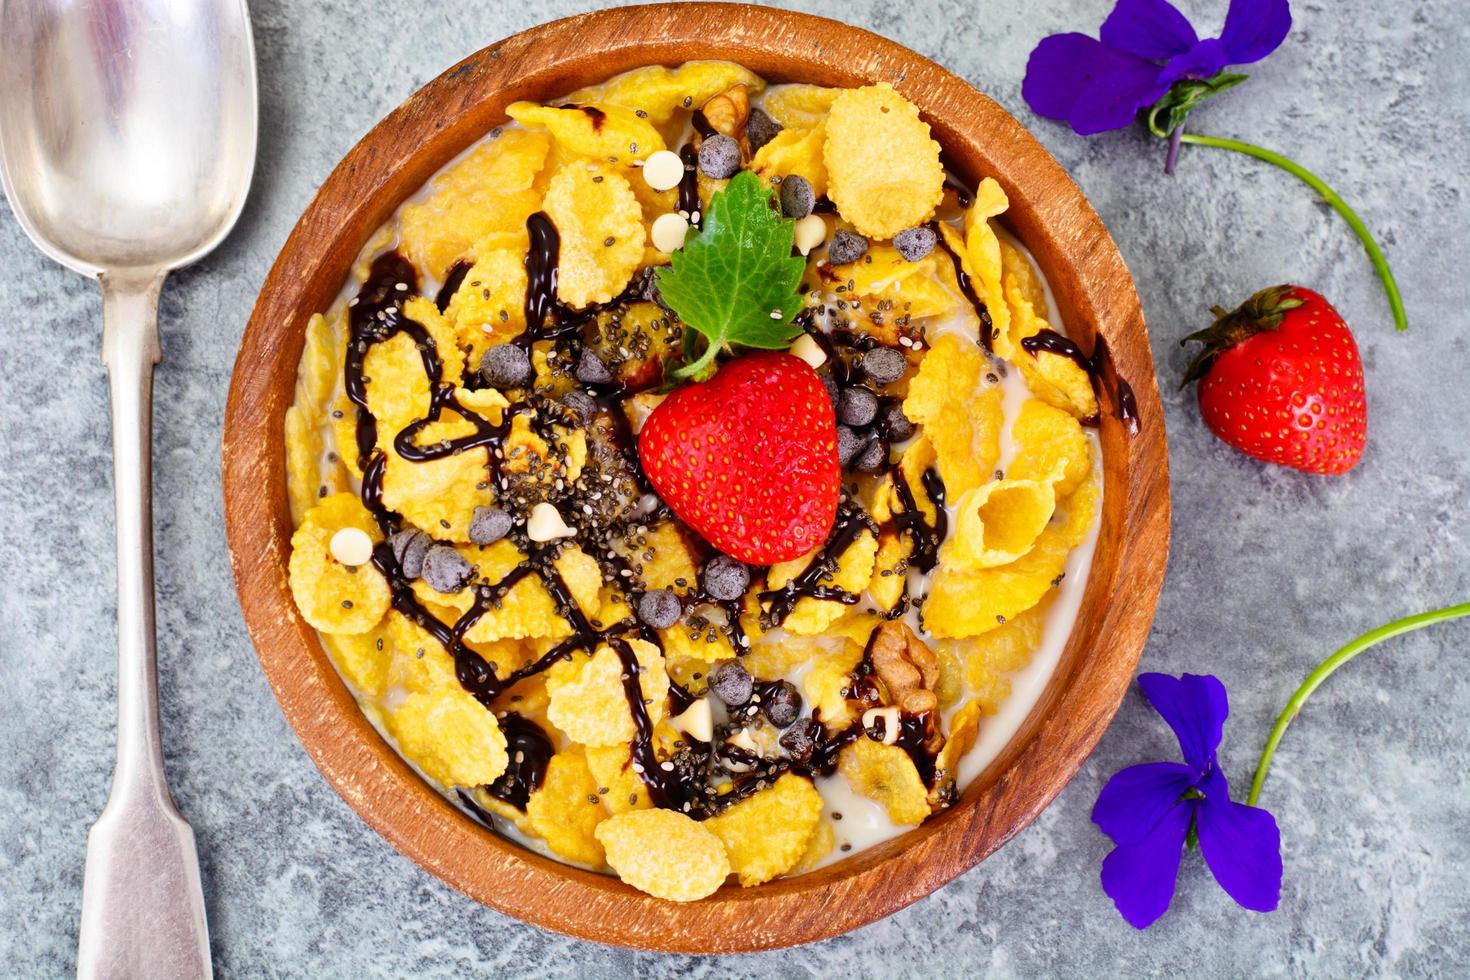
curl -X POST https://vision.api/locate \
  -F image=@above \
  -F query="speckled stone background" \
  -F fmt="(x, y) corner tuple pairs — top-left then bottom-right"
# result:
(2, 0), (1467, 975)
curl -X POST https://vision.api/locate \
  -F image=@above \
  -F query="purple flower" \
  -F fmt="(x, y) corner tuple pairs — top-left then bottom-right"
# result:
(1024, 0), (1292, 135)
(1093, 673), (1282, 928)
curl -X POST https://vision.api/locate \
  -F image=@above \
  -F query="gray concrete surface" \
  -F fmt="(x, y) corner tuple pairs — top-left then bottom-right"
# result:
(2, 0), (1467, 975)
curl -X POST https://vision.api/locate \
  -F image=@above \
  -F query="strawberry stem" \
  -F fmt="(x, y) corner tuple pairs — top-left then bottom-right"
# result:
(1247, 601), (1470, 807)
(1178, 133), (1407, 333)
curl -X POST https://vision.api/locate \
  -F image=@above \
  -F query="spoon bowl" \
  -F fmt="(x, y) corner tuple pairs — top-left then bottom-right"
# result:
(0, 1), (257, 976)
(0, 0), (257, 274)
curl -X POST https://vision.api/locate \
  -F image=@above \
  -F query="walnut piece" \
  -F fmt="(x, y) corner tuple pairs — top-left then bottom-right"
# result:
(869, 621), (939, 715)
(701, 84), (750, 138)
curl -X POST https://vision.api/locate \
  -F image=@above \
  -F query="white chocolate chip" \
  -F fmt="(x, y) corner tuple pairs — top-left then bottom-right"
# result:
(789, 332), (827, 368)
(793, 213), (827, 256)
(526, 502), (576, 542)
(669, 698), (714, 743)
(863, 706), (902, 745)
(727, 728), (762, 756)
(641, 149), (685, 191)
(329, 527), (374, 567)
(651, 212), (690, 253)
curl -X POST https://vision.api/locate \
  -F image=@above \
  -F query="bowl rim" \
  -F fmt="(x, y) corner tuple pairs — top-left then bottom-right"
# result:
(223, 2), (1170, 952)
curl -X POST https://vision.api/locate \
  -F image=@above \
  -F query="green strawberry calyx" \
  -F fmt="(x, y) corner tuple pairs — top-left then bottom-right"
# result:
(1179, 284), (1306, 388)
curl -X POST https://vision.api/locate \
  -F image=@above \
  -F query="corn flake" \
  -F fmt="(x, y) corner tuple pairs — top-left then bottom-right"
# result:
(526, 746), (607, 866)
(506, 101), (664, 165)
(751, 123), (828, 198)
(825, 84), (944, 239)
(542, 163), (646, 309)
(1006, 276), (1100, 420)
(389, 687), (508, 787)
(766, 529), (878, 635)
(584, 744), (653, 814)
(288, 494), (389, 635)
(763, 84), (841, 130)
(705, 773), (823, 886)
(931, 700), (983, 804)
(546, 639), (668, 747)
(444, 246), (527, 365)
(572, 61), (764, 125)
(595, 809), (730, 902)
(946, 478), (1057, 570)
(837, 736), (931, 825)
(1009, 398), (1092, 497)
(902, 333), (1002, 497)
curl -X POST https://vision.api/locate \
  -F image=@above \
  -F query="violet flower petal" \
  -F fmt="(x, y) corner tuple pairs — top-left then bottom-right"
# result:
(1022, 33), (1171, 135)
(1099, 0), (1199, 60)
(1092, 760), (1196, 846)
(1220, 0), (1293, 64)
(1137, 672), (1229, 773)
(1196, 767), (1284, 913)
(1099, 801), (1193, 929)
(1160, 37), (1231, 83)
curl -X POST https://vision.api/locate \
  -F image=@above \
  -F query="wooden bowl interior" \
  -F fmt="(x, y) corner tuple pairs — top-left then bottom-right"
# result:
(223, 3), (1169, 952)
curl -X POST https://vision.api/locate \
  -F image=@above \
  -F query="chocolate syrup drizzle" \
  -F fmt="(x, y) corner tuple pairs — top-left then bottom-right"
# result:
(1020, 329), (1140, 433)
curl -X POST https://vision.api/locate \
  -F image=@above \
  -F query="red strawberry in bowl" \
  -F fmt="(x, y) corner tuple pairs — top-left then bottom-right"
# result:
(1182, 285), (1367, 475)
(638, 352), (839, 564)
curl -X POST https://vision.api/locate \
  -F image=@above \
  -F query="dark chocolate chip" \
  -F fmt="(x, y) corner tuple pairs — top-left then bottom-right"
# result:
(421, 544), (472, 594)
(697, 134), (742, 179)
(779, 718), (820, 762)
(853, 435), (887, 473)
(860, 346), (907, 385)
(880, 402), (916, 441)
(636, 588), (682, 630)
(709, 660), (754, 707)
(390, 528), (431, 579)
(468, 506), (512, 546)
(836, 425), (866, 468)
(827, 229), (869, 266)
(479, 344), (532, 388)
(561, 389), (599, 422)
(702, 554), (750, 601)
(837, 386), (879, 427)
(779, 174), (815, 219)
(761, 681), (802, 728)
(574, 348), (614, 385)
(893, 225), (937, 261)
(746, 108), (782, 154)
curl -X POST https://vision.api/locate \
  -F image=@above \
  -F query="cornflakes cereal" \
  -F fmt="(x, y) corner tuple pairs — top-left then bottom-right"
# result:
(705, 774), (823, 886)
(1006, 275), (1100, 420)
(541, 163), (646, 308)
(569, 61), (763, 125)
(824, 84), (944, 239)
(399, 128), (549, 279)
(765, 528), (878, 635)
(594, 809), (731, 902)
(546, 640), (668, 747)
(286, 60), (1110, 902)
(1009, 398), (1091, 496)
(584, 744), (653, 814)
(946, 478), (1057, 570)
(903, 333), (1003, 497)
(389, 687), (508, 787)
(838, 737), (932, 826)
(750, 123), (828, 198)
(526, 746), (607, 865)
(288, 494), (389, 635)
(931, 701), (983, 804)
(506, 101), (664, 165)
(763, 84), (841, 129)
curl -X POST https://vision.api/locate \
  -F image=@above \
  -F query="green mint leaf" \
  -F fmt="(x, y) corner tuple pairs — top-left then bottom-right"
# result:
(653, 170), (807, 378)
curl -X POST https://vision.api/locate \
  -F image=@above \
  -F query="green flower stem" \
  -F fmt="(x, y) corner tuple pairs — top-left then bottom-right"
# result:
(1246, 601), (1470, 807)
(1178, 132), (1407, 333)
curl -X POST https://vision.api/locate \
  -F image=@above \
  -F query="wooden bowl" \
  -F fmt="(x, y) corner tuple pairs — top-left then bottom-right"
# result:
(223, 2), (1169, 952)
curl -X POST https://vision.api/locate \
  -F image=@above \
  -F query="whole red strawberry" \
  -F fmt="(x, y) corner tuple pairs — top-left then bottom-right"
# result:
(1182, 285), (1367, 475)
(639, 352), (839, 564)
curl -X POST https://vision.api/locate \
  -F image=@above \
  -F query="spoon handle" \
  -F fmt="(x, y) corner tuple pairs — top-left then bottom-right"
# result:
(77, 272), (212, 980)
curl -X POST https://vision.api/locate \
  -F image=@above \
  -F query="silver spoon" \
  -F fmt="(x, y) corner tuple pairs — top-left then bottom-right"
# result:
(0, 0), (256, 975)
